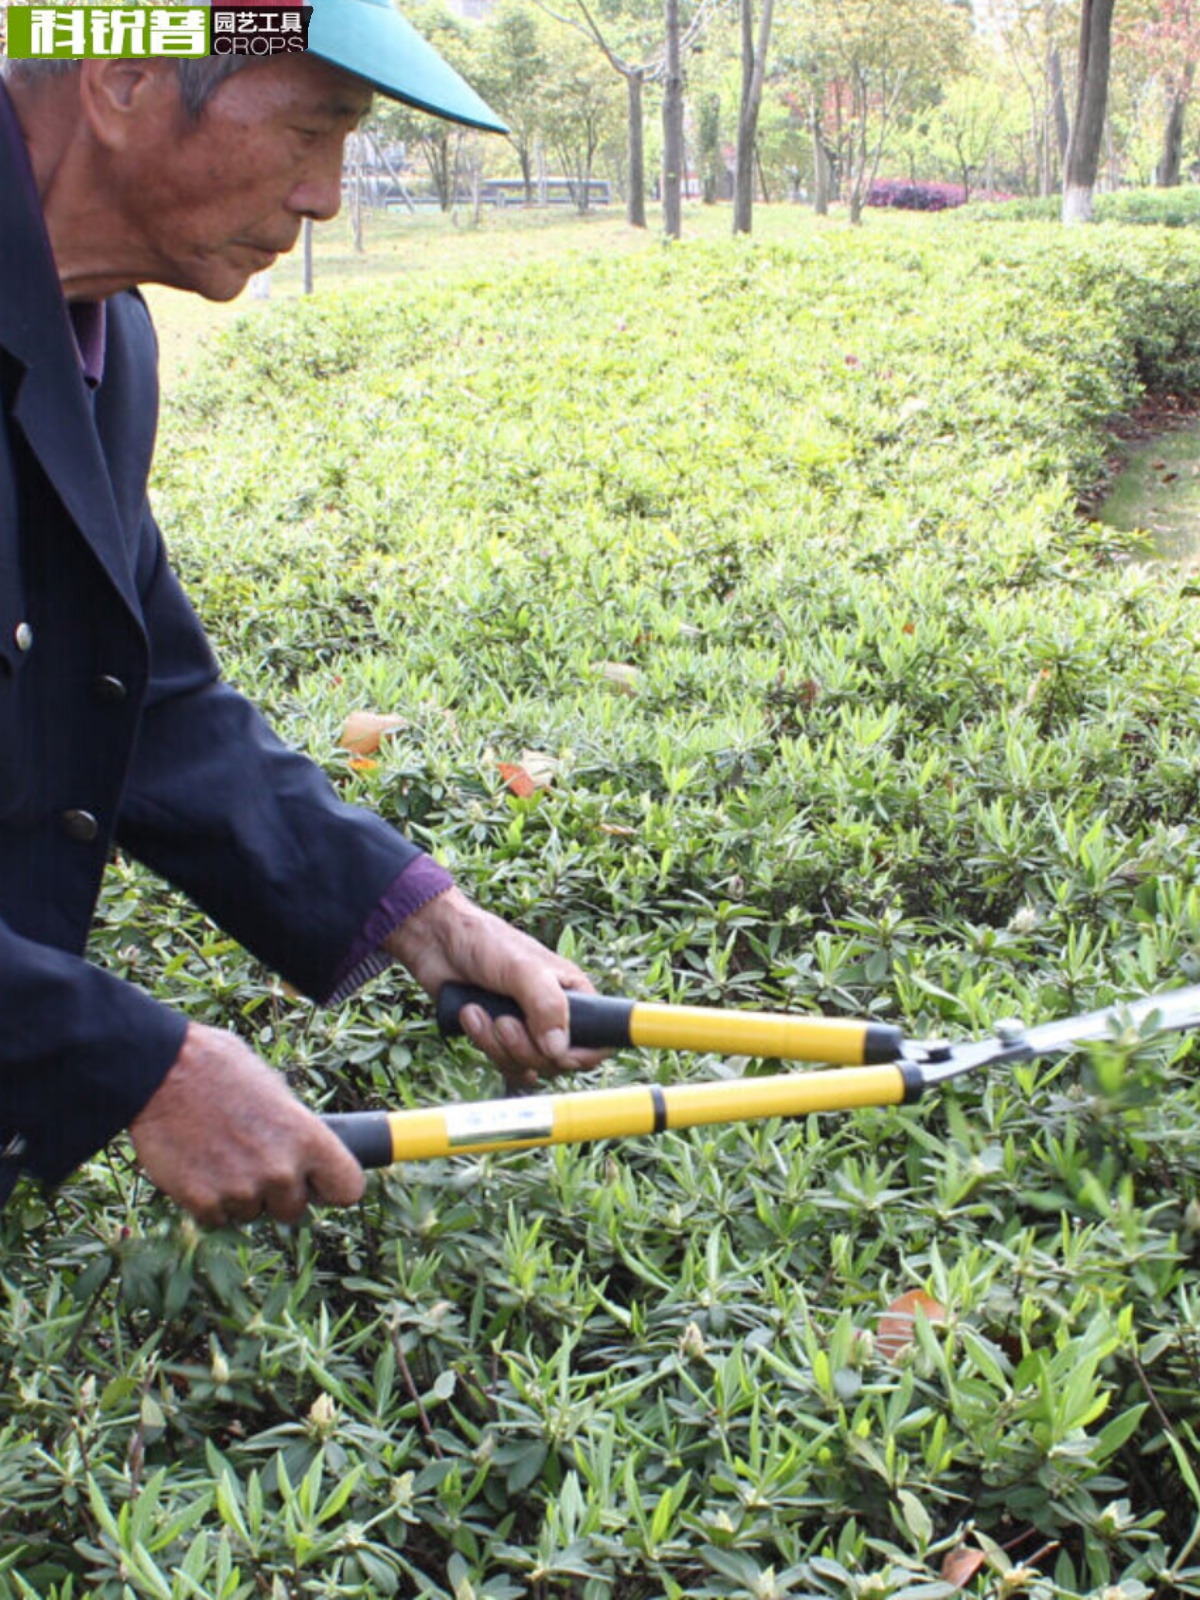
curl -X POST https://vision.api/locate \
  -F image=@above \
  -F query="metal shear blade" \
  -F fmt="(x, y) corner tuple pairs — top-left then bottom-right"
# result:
(900, 981), (1200, 1091)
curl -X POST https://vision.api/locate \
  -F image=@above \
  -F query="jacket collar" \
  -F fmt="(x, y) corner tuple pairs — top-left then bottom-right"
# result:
(0, 80), (143, 626)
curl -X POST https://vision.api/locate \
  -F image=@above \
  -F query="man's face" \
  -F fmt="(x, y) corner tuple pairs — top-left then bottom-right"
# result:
(112, 56), (372, 301)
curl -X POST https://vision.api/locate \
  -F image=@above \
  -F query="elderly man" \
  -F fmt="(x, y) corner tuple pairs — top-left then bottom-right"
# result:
(0, 4), (598, 1227)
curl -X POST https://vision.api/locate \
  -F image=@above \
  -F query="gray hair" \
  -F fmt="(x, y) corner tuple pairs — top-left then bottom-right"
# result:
(0, 56), (256, 117)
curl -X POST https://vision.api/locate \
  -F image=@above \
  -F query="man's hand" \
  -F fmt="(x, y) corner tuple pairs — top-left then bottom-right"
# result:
(130, 1022), (364, 1227)
(385, 887), (605, 1090)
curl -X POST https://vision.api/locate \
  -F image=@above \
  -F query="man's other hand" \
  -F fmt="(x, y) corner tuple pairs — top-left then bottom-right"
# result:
(385, 887), (606, 1090)
(130, 1022), (364, 1227)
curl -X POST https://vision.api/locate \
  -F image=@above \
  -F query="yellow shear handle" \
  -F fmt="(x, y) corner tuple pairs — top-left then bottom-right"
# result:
(437, 985), (905, 1066)
(627, 1004), (895, 1065)
(323, 1063), (916, 1169)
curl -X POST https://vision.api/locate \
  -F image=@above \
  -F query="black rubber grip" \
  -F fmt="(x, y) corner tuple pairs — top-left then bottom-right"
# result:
(322, 1112), (394, 1170)
(436, 985), (634, 1050)
(864, 1023), (906, 1064)
(898, 1062), (927, 1103)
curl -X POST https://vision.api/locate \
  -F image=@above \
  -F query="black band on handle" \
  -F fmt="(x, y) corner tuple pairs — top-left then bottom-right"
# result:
(898, 1062), (926, 1103)
(864, 1023), (906, 1064)
(323, 1112), (394, 1170)
(436, 985), (635, 1050)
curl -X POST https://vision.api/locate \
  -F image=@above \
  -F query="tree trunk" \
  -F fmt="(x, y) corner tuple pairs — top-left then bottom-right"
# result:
(350, 136), (365, 253)
(732, 0), (775, 234)
(589, 131), (601, 211)
(1048, 45), (1070, 164)
(699, 92), (722, 202)
(1062, 0), (1115, 224)
(1157, 69), (1194, 187)
(812, 102), (830, 214)
(847, 68), (868, 224)
(1034, 119), (1049, 196)
(662, 0), (683, 238)
(627, 68), (647, 228)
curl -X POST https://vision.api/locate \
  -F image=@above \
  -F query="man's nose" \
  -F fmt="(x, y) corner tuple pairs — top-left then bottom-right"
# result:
(290, 150), (344, 223)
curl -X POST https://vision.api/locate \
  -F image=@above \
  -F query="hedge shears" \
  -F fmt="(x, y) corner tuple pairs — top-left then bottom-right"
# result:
(322, 982), (1200, 1171)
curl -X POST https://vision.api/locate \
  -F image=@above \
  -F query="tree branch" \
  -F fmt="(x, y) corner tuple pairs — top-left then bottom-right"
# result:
(530, 0), (632, 76)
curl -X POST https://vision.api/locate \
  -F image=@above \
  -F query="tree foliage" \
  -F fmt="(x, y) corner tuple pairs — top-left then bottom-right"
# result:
(784, 0), (972, 223)
(359, 0), (1200, 224)
(1117, 0), (1200, 183)
(538, 20), (624, 209)
(366, 0), (478, 209)
(477, 1), (552, 200)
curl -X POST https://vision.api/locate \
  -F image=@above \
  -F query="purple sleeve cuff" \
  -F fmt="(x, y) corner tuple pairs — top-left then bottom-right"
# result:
(324, 855), (454, 1004)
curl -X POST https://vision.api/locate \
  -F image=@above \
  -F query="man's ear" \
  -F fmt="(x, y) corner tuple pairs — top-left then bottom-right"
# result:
(78, 59), (179, 152)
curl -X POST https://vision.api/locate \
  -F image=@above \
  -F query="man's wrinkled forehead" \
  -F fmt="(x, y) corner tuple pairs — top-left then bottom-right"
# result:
(311, 87), (374, 122)
(217, 55), (374, 124)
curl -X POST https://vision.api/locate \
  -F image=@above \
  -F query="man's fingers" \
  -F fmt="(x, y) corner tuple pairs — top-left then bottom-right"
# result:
(460, 999), (555, 1084)
(508, 967), (575, 1061)
(184, 1137), (365, 1229)
(233, 1127), (366, 1223)
(304, 1124), (367, 1209)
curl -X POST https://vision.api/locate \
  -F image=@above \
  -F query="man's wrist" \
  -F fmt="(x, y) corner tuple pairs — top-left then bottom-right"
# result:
(324, 856), (455, 1004)
(383, 882), (470, 971)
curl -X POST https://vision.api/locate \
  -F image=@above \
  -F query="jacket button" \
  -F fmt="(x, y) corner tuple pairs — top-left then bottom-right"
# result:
(13, 622), (32, 653)
(96, 674), (127, 703)
(62, 809), (99, 843)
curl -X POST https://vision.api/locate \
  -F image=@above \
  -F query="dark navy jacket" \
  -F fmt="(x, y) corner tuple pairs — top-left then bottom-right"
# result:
(0, 89), (419, 1195)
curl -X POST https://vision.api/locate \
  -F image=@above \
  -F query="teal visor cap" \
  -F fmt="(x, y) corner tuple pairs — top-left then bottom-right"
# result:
(307, 0), (508, 134)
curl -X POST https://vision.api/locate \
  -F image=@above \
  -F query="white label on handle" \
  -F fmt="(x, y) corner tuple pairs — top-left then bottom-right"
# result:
(444, 1101), (555, 1148)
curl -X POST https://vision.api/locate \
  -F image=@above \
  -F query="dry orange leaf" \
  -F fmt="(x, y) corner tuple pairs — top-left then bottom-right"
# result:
(876, 1289), (947, 1361)
(499, 750), (560, 798)
(348, 757), (380, 773)
(339, 710), (407, 756)
(499, 762), (538, 799)
(941, 1547), (987, 1589)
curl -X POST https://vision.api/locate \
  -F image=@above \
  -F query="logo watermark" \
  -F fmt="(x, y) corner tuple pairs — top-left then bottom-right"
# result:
(2, 4), (312, 60)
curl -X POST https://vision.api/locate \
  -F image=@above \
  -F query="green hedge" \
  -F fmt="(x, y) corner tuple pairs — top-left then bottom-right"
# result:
(6, 217), (1200, 1598)
(975, 186), (1200, 228)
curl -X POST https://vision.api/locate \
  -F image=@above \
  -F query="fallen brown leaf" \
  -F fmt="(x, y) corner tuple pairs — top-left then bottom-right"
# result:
(941, 1546), (987, 1589)
(876, 1289), (947, 1361)
(499, 763), (537, 799)
(498, 750), (560, 798)
(339, 710), (407, 756)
